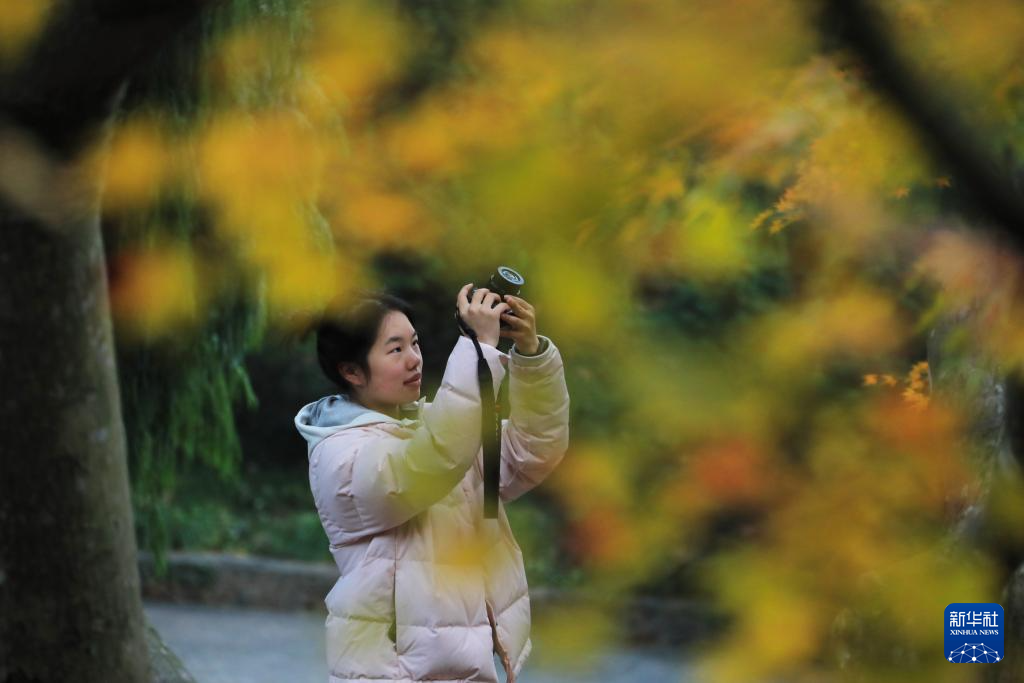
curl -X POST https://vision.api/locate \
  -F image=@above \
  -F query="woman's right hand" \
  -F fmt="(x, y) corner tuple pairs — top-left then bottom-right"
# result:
(457, 283), (510, 348)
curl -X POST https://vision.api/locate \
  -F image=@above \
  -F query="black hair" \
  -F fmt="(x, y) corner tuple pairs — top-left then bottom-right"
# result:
(315, 291), (416, 397)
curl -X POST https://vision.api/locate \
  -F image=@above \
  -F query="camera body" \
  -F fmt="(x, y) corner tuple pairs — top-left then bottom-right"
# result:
(456, 266), (525, 336)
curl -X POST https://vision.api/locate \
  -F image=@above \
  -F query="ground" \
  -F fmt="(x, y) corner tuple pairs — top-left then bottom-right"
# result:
(144, 601), (696, 682)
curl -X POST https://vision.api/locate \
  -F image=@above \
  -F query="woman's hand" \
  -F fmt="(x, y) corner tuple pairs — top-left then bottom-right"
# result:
(457, 283), (510, 348)
(499, 295), (540, 355)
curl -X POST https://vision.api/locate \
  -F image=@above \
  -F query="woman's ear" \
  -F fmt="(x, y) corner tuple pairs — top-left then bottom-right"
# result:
(338, 362), (366, 388)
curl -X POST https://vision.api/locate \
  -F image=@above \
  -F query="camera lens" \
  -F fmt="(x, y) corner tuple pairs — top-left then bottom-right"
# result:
(497, 266), (525, 287)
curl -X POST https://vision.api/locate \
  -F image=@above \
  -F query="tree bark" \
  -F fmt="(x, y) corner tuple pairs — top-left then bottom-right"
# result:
(0, 1), (215, 681)
(0, 179), (152, 680)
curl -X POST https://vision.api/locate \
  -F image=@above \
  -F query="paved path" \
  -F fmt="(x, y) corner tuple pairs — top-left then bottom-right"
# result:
(145, 601), (698, 683)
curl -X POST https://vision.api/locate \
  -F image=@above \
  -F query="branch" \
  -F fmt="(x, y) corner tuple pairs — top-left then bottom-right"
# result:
(819, 0), (1024, 254)
(0, 0), (223, 157)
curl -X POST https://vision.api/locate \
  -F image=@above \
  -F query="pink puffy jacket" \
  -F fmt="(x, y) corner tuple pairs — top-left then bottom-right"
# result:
(294, 334), (570, 682)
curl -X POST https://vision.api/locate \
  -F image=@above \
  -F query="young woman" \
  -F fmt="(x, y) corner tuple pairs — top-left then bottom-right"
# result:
(294, 284), (571, 683)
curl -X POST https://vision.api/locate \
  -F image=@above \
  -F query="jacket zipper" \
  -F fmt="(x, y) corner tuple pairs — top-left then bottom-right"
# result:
(486, 600), (515, 683)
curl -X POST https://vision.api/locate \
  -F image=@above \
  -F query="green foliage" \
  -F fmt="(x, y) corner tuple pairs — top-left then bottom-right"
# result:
(165, 465), (330, 562)
(118, 289), (264, 574)
(506, 498), (585, 590)
(638, 266), (793, 341)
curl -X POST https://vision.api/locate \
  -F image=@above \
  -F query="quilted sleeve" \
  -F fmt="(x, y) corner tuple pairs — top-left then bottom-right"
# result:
(498, 334), (571, 503)
(310, 335), (507, 542)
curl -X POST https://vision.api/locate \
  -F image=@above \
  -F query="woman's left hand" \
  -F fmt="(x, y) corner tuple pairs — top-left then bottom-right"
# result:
(499, 295), (540, 354)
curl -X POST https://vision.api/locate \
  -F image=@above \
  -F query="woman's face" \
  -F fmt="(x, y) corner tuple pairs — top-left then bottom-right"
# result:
(340, 310), (422, 416)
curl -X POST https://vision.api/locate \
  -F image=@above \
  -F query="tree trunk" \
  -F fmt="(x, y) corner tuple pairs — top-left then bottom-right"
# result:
(0, 2), (215, 680)
(0, 160), (151, 679)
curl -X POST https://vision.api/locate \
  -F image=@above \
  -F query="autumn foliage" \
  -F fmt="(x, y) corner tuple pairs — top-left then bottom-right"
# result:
(5, 0), (1024, 680)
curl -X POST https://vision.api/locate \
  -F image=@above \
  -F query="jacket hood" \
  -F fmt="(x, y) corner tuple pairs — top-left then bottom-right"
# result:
(294, 392), (426, 451)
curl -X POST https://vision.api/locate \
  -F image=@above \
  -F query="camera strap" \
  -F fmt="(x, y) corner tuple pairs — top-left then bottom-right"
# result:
(456, 316), (502, 519)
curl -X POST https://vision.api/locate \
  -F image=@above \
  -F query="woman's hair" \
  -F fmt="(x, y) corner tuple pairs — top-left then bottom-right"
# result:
(315, 291), (416, 396)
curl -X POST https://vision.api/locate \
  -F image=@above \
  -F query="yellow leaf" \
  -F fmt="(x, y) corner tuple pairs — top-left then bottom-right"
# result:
(110, 241), (205, 341)
(306, 0), (409, 113)
(750, 207), (774, 231)
(0, 0), (53, 62)
(644, 162), (685, 202)
(100, 117), (173, 209)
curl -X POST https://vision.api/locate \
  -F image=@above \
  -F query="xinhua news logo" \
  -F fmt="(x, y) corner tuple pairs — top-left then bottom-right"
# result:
(945, 603), (1004, 663)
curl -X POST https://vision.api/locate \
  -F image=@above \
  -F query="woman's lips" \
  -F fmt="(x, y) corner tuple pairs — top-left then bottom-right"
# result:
(404, 374), (421, 385)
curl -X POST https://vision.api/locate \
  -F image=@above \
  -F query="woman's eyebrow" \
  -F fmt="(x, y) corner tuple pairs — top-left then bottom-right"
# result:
(384, 333), (418, 344)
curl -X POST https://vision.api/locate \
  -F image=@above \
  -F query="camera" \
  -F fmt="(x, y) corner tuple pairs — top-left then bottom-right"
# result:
(455, 266), (525, 337)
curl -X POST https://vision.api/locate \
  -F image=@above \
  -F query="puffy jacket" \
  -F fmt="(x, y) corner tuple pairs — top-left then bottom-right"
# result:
(294, 334), (570, 683)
